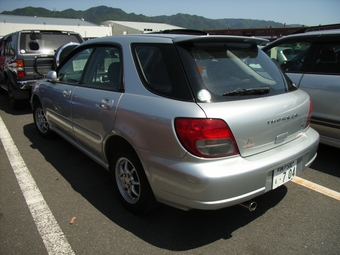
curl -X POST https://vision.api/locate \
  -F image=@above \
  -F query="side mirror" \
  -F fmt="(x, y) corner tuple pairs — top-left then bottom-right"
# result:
(46, 70), (57, 82)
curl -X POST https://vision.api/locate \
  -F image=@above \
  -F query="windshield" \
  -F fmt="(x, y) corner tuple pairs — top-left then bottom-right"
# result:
(176, 40), (296, 102)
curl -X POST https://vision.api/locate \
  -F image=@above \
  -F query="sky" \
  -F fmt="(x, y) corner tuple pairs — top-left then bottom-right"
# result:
(0, 0), (339, 26)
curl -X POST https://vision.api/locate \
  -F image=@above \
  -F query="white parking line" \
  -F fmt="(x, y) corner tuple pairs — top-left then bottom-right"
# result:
(292, 176), (340, 201)
(0, 116), (75, 255)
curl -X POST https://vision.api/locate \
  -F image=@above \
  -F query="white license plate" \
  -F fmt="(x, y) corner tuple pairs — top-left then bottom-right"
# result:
(272, 160), (297, 189)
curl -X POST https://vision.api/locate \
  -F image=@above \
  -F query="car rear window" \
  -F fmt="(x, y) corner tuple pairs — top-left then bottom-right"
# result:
(176, 40), (297, 102)
(20, 32), (82, 54)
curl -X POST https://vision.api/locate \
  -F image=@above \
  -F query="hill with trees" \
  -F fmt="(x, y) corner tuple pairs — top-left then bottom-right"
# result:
(1, 6), (301, 30)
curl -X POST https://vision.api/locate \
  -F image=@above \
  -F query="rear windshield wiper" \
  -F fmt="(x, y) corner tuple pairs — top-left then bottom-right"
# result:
(223, 86), (270, 96)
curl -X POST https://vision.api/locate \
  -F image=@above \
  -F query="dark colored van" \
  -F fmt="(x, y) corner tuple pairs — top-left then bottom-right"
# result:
(0, 30), (84, 109)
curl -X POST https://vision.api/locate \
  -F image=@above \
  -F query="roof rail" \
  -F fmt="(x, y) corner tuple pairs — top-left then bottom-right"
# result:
(150, 29), (208, 35)
(292, 23), (340, 34)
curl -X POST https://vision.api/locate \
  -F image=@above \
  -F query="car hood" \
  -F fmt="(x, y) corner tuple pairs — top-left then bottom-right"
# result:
(197, 90), (310, 157)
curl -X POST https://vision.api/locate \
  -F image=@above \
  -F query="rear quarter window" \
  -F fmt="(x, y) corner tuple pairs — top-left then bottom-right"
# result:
(132, 43), (193, 101)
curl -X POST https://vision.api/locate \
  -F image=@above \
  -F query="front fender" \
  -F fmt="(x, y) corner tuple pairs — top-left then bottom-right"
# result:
(30, 79), (47, 109)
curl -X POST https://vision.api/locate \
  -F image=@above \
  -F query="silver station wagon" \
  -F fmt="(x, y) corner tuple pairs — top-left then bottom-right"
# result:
(31, 32), (319, 214)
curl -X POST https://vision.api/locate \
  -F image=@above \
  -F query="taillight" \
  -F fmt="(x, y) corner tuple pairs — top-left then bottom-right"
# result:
(174, 118), (239, 158)
(15, 60), (25, 78)
(305, 99), (313, 128)
(16, 59), (24, 68)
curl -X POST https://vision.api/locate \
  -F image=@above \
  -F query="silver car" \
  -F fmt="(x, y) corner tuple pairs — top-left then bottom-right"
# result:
(262, 29), (340, 148)
(31, 33), (319, 214)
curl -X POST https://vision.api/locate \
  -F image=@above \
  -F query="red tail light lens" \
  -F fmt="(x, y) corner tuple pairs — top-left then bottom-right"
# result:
(305, 99), (312, 128)
(15, 60), (25, 78)
(175, 118), (239, 158)
(17, 71), (25, 78)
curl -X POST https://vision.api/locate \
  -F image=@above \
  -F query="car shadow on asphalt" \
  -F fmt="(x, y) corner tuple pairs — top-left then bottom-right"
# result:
(23, 123), (287, 251)
(309, 143), (340, 178)
(0, 94), (31, 115)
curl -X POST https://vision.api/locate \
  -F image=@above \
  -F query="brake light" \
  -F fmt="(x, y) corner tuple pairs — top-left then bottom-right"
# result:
(15, 60), (25, 78)
(175, 118), (239, 158)
(17, 71), (25, 78)
(305, 99), (312, 128)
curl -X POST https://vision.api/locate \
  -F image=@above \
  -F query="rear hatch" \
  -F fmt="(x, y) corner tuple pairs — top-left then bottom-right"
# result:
(22, 55), (55, 80)
(19, 30), (83, 81)
(175, 36), (311, 157)
(198, 90), (310, 157)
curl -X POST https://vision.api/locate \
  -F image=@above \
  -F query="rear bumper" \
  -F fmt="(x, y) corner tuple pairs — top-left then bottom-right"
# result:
(17, 80), (37, 90)
(139, 127), (319, 211)
(11, 88), (30, 100)
(11, 81), (35, 100)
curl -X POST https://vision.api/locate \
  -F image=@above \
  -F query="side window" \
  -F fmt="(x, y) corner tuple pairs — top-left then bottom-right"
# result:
(132, 43), (192, 101)
(58, 48), (93, 84)
(312, 43), (340, 74)
(8, 33), (18, 56)
(0, 38), (4, 56)
(4, 35), (15, 56)
(264, 41), (312, 72)
(82, 46), (122, 91)
(134, 46), (172, 93)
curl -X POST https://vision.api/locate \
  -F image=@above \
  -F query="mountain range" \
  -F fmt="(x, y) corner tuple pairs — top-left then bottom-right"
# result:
(1, 6), (302, 30)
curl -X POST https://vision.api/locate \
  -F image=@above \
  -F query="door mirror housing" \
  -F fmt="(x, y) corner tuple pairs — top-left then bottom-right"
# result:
(46, 70), (57, 82)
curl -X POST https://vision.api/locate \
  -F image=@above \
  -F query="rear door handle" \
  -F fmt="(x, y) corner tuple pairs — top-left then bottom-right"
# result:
(99, 98), (114, 110)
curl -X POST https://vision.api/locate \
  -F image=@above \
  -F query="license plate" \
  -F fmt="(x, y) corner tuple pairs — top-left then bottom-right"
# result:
(272, 160), (297, 189)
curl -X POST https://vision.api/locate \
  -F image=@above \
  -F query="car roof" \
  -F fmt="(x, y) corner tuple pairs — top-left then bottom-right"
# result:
(276, 29), (340, 40)
(81, 33), (269, 46)
(261, 29), (340, 49)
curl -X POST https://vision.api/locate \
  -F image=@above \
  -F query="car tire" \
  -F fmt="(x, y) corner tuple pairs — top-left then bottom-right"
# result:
(0, 85), (6, 95)
(33, 102), (54, 138)
(110, 145), (158, 214)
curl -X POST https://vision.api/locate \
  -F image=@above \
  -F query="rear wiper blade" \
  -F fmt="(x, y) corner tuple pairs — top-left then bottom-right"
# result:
(223, 86), (270, 96)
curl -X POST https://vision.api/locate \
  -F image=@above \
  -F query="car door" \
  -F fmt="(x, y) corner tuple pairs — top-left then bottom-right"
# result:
(71, 46), (123, 160)
(44, 48), (93, 138)
(297, 39), (340, 144)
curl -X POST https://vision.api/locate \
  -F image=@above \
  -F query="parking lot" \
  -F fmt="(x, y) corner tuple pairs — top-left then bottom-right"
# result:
(0, 93), (339, 255)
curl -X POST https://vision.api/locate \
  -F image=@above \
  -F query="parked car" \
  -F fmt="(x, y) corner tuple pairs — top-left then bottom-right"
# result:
(262, 29), (340, 148)
(0, 30), (84, 109)
(30, 33), (319, 214)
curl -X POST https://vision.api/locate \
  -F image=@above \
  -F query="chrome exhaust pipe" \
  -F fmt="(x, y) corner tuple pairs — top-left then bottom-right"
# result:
(240, 201), (257, 212)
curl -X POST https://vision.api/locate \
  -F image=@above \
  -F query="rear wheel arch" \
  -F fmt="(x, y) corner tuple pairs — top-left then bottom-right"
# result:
(105, 135), (158, 214)
(105, 136), (133, 163)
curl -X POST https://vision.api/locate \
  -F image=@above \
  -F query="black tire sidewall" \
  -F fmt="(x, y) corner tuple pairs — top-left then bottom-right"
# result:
(110, 146), (154, 214)
(33, 102), (53, 138)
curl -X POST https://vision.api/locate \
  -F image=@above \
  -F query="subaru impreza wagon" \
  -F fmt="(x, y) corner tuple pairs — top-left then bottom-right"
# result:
(30, 32), (319, 214)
